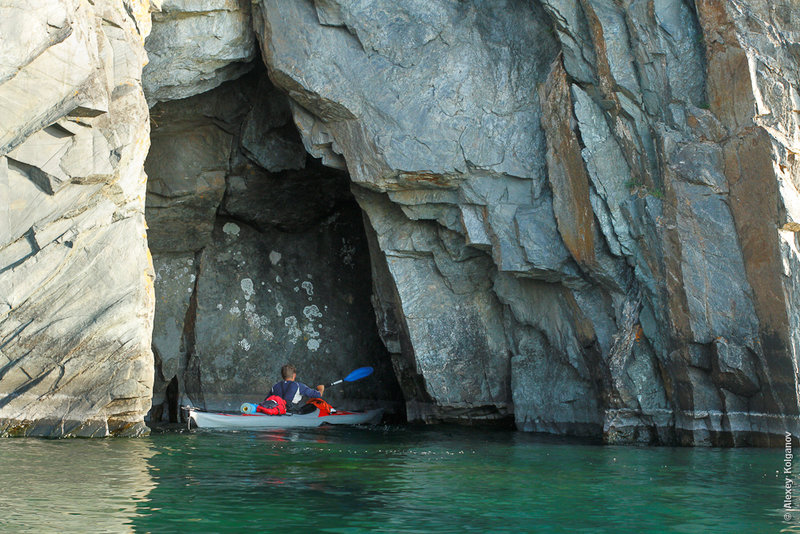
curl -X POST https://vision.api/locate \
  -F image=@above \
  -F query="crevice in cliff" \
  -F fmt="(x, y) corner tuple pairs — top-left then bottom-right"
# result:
(179, 248), (204, 412)
(687, 0), (711, 109)
(148, 345), (167, 422)
(165, 375), (179, 424)
(359, 206), (419, 422)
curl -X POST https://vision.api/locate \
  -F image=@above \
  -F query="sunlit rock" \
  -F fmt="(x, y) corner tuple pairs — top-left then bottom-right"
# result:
(143, 0), (256, 104)
(0, 0), (154, 437)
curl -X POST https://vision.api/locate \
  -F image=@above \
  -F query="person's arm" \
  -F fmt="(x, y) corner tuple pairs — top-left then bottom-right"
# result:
(297, 382), (322, 398)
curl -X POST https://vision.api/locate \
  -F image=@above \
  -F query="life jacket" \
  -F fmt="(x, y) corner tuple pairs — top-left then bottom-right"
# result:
(306, 397), (335, 416)
(257, 395), (287, 415)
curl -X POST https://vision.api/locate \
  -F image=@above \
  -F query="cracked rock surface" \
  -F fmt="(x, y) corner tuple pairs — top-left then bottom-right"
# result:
(253, 0), (800, 445)
(0, 0), (154, 437)
(4, 0), (800, 445)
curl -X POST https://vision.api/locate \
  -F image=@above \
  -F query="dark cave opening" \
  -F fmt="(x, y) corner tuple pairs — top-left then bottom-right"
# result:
(144, 63), (405, 424)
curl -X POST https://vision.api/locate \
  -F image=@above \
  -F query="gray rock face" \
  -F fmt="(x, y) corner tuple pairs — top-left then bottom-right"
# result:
(143, 0), (257, 104)
(150, 252), (195, 418)
(145, 120), (230, 252)
(0, 0), (154, 437)
(251, 0), (800, 445)
(5, 0), (800, 445)
(356, 189), (510, 422)
(257, 0), (557, 186)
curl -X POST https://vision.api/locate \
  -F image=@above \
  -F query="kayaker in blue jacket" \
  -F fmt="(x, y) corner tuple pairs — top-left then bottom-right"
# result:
(269, 364), (324, 406)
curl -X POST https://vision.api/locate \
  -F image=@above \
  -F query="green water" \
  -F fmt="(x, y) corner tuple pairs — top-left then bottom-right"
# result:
(0, 425), (792, 533)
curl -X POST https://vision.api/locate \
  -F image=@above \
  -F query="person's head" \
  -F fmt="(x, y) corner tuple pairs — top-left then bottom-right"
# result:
(281, 364), (297, 381)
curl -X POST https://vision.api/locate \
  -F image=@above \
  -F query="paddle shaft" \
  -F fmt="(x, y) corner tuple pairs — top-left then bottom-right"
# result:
(327, 366), (374, 387)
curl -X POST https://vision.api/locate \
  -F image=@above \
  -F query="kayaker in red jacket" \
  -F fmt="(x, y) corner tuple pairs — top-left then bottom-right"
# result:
(269, 364), (324, 406)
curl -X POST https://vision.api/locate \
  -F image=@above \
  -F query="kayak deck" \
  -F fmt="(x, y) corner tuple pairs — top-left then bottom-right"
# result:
(187, 407), (383, 430)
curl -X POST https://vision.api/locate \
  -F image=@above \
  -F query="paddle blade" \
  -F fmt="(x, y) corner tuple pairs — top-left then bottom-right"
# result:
(343, 366), (374, 382)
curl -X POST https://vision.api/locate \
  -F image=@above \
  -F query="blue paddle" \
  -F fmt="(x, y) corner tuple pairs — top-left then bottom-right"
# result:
(328, 366), (374, 387)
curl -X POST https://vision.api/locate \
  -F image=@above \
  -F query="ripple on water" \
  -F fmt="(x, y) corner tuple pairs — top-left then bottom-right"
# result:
(0, 426), (788, 533)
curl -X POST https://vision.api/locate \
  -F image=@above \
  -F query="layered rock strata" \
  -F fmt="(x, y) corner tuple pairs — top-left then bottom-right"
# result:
(143, 0), (257, 104)
(253, 0), (800, 445)
(3, 0), (800, 445)
(0, 0), (154, 437)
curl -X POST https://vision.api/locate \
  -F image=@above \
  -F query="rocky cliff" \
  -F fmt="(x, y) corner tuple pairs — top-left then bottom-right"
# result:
(2, 0), (799, 445)
(0, 0), (154, 436)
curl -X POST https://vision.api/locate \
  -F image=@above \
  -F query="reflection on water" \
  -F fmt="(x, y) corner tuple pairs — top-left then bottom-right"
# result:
(0, 438), (154, 532)
(0, 426), (790, 533)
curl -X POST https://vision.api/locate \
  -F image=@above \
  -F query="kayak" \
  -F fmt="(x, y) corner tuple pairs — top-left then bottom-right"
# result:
(186, 406), (383, 430)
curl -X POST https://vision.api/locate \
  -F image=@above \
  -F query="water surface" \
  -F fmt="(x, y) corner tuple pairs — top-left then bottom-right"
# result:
(0, 425), (791, 532)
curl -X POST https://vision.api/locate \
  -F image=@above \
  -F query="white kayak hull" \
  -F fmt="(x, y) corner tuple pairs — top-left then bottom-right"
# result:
(187, 407), (383, 430)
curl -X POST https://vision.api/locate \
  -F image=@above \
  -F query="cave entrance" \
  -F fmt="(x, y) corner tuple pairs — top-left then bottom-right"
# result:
(143, 65), (404, 424)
